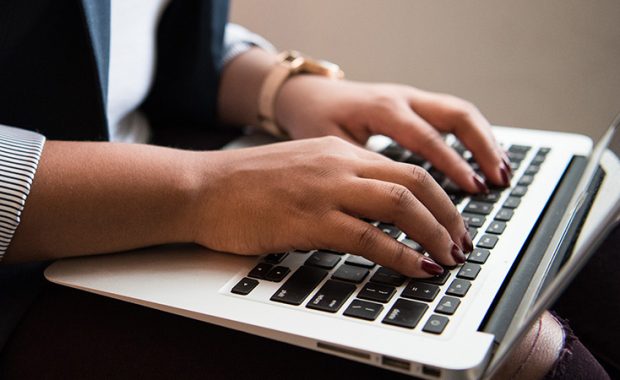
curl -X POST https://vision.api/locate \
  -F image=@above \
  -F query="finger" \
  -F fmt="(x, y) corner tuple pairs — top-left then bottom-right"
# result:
(323, 212), (445, 278)
(357, 161), (473, 252)
(337, 178), (466, 266)
(384, 106), (487, 193)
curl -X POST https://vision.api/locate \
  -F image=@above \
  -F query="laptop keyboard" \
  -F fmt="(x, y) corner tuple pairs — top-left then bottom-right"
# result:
(230, 140), (551, 335)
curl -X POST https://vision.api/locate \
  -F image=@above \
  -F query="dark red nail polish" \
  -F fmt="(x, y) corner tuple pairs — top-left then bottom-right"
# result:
(473, 174), (489, 194)
(500, 165), (511, 187)
(421, 258), (444, 276)
(462, 232), (474, 253)
(451, 244), (466, 264)
(502, 156), (513, 176)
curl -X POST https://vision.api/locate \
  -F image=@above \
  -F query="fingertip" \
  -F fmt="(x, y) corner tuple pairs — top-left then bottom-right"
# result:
(421, 257), (445, 276)
(472, 174), (489, 194)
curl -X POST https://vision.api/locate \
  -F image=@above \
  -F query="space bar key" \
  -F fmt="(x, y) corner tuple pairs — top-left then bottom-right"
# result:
(270, 266), (328, 305)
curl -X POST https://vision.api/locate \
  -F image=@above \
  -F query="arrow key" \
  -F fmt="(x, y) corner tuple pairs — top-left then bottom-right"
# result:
(435, 296), (461, 315)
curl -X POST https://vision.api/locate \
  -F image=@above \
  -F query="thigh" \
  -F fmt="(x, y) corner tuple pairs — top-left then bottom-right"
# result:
(0, 282), (410, 380)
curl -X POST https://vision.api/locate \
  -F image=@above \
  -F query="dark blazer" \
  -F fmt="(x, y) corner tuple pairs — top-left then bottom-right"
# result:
(0, 0), (232, 147)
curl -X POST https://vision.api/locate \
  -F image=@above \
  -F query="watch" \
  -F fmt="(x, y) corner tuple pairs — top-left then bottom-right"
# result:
(257, 50), (344, 138)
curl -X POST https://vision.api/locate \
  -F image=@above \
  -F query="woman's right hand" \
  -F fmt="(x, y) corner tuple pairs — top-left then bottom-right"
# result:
(191, 136), (472, 278)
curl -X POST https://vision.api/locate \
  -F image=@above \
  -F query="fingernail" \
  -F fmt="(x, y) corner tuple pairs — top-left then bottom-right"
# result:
(421, 257), (444, 276)
(473, 174), (489, 194)
(501, 156), (513, 176)
(500, 165), (511, 187)
(462, 231), (474, 253)
(451, 243), (466, 264)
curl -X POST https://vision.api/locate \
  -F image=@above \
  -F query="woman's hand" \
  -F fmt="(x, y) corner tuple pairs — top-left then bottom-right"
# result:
(192, 136), (472, 278)
(275, 76), (512, 193)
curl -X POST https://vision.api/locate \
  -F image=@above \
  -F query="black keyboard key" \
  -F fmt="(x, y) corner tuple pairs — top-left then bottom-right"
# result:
(377, 223), (402, 239)
(486, 221), (507, 235)
(510, 161), (521, 171)
(435, 296), (461, 315)
(511, 185), (528, 197)
(473, 190), (502, 203)
(477, 234), (499, 249)
(402, 238), (423, 252)
(401, 281), (440, 302)
(307, 280), (356, 313)
(417, 268), (451, 285)
(248, 263), (273, 279)
(446, 279), (471, 297)
(264, 252), (288, 264)
(358, 283), (396, 303)
(381, 142), (407, 161)
(495, 208), (514, 221)
(469, 227), (479, 241)
(467, 248), (490, 264)
(428, 167), (445, 183)
(332, 264), (369, 284)
(518, 175), (534, 186)
(507, 151), (526, 162)
(503, 196), (521, 209)
(305, 251), (341, 269)
(509, 145), (531, 154)
(382, 298), (428, 329)
(525, 164), (540, 175)
(538, 147), (551, 155)
(345, 255), (375, 268)
(457, 263), (481, 280)
(404, 152), (427, 166)
(264, 266), (291, 282)
(271, 266), (328, 305)
(423, 314), (450, 334)
(231, 277), (259, 295)
(464, 201), (493, 215)
(449, 193), (466, 205)
(462, 213), (486, 228)
(344, 299), (384, 321)
(531, 154), (546, 165)
(370, 267), (407, 286)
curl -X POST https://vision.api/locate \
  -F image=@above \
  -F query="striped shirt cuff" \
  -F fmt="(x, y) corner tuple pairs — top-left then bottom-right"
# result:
(0, 125), (46, 262)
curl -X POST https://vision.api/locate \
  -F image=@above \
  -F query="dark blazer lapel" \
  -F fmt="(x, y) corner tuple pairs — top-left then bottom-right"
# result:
(79, 0), (111, 106)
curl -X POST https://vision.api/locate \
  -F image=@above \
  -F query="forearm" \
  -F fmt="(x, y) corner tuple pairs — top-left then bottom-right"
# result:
(217, 47), (278, 127)
(4, 141), (205, 263)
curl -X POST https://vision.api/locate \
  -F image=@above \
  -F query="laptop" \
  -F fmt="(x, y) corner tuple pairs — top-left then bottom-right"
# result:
(45, 116), (620, 379)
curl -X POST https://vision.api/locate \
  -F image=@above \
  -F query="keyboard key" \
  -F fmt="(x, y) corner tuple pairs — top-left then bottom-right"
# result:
(231, 277), (259, 295)
(307, 280), (356, 313)
(404, 152), (427, 166)
(518, 175), (534, 186)
(345, 255), (376, 268)
(538, 147), (551, 155)
(511, 185), (528, 197)
(248, 263), (273, 279)
(332, 264), (369, 284)
(264, 266), (291, 282)
(510, 161), (520, 171)
(435, 296), (461, 315)
(423, 314), (450, 334)
(495, 208), (514, 221)
(377, 223), (402, 239)
(402, 238), (423, 252)
(469, 227), (479, 241)
(382, 298), (428, 329)
(401, 281), (440, 302)
(525, 164), (540, 175)
(457, 263), (481, 280)
(305, 251), (341, 269)
(464, 201), (493, 215)
(380, 142), (408, 161)
(473, 190), (502, 203)
(358, 283), (396, 303)
(507, 151), (526, 162)
(486, 221), (507, 235)
(467, 248), (490, 264)
(428, 167), (445, 183)
(271, 266), (328, 305)
(418, 268), (451, 285)
(477, 234), (499, 249)
(264, 252), (289, 264)
(370, 267), (407, 286)
(446, 279), (471, 297)
(509, 145), (531, 154)
(449, 192), (466, 205)
(503, 196), (521, 209)
(531, 154), (546, 165)
(344, 299), (384, 321)
(461, 213), (486, 228)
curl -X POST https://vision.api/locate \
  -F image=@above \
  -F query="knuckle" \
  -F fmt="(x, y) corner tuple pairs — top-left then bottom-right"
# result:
(357, 224), (380, 251)
(373, 94), (401, 115)
(387, 184), (414, 210)
(410, 165), (430, 187)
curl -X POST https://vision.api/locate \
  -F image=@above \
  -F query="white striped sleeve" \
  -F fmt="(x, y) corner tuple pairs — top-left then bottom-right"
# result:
(0, 124), (46, 262)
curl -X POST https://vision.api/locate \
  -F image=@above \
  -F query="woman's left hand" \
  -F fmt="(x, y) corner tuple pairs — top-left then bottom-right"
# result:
(275, 76), (512, 194)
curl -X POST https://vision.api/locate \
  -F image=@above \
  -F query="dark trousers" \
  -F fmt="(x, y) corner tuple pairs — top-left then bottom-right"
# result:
(1, 227), (618, 380)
